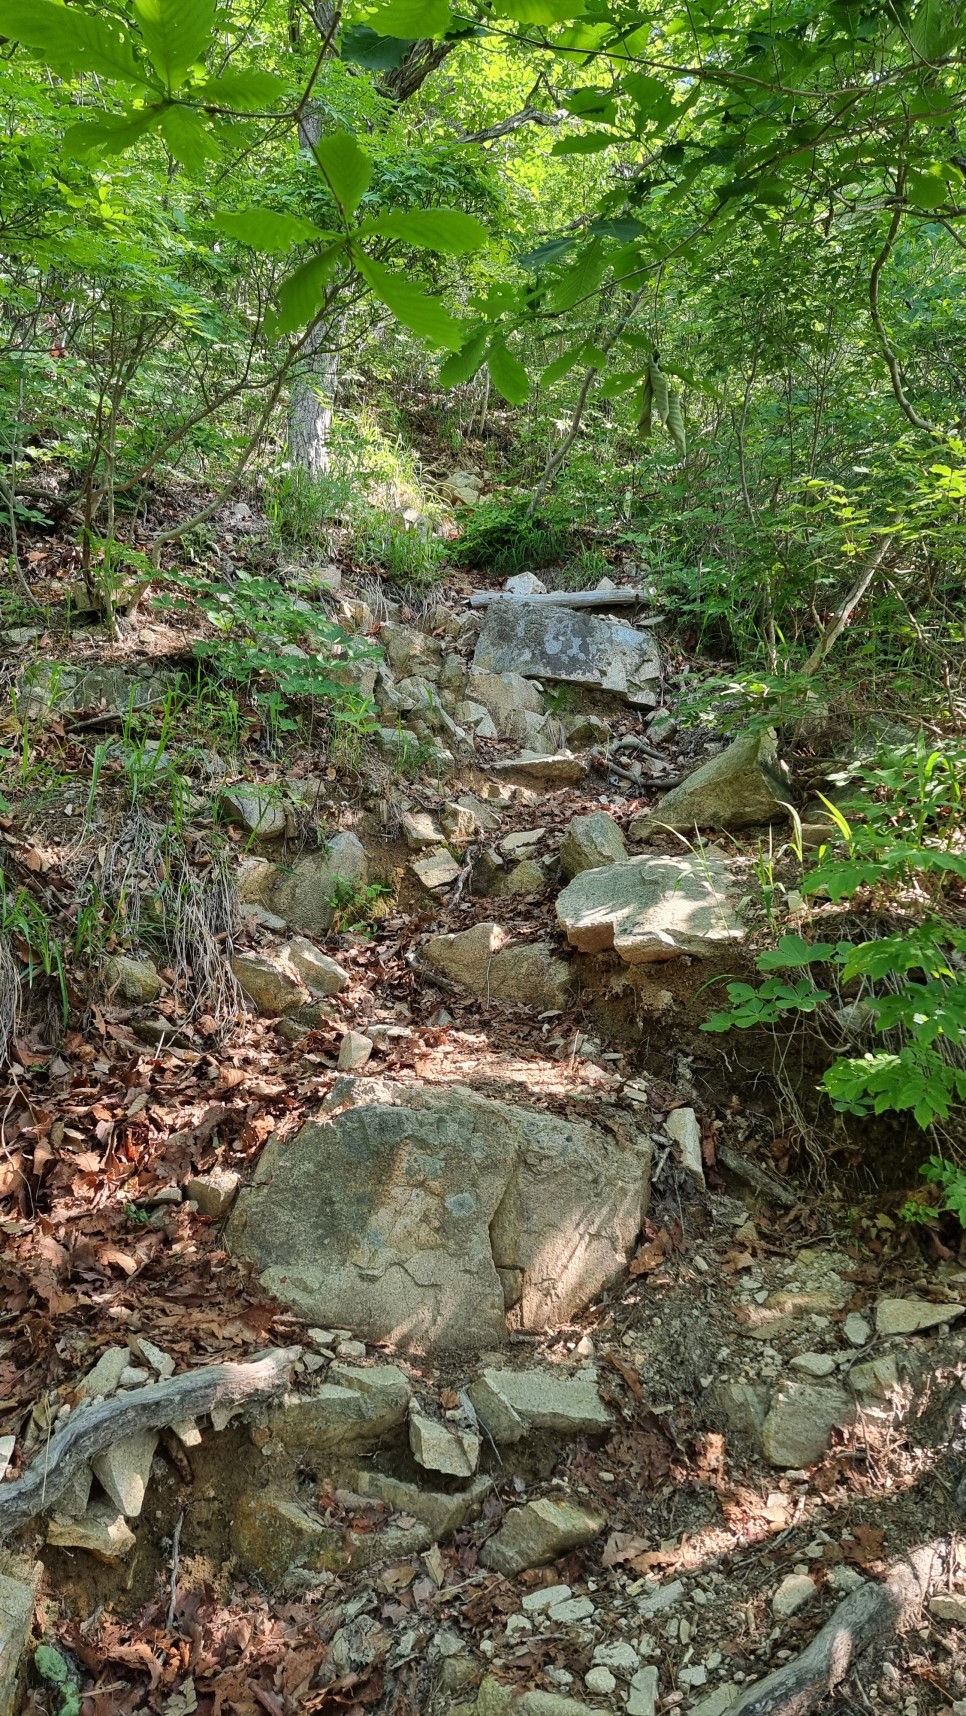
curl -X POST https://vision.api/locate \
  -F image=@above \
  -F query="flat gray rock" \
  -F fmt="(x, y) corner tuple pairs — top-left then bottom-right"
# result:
(468, 1367), (611, 1441)
(480, 1496), (605, 1576)
(556, 852), (744, 962)
(0, 1569), (36, 1716)
(473, 605), (659, 703)
(226, 1080), (651, 1352)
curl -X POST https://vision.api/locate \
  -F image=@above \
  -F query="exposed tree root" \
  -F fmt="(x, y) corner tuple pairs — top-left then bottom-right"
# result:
(0, 1346), (299, 1540)
(730, 1540), (943, 1716)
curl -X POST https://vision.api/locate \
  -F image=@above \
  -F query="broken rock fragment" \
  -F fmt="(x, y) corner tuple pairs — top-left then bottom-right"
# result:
(269, 1368), (411, 1452)
(47, 1500), (137, 1562)
(185, 1168), (240, 1220)
(231, 952), (309, 1016)
(875, 1297), (964, 1335)
(761, 1381), (854, 1468)
(480, 1496), (605, 1576)
(468, 1367), (611, 1442)
(409, 1411), (480, 1477)
(557, 852), (744, 962)
(559, 811), (628, 880)
(91, 1430), (158, 1517)
(424, 921), (570, 1009)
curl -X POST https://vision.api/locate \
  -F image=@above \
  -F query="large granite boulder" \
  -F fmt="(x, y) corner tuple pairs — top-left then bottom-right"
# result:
(631, 728), (790, 837)
(556, 852), (744, 962)
(473, 605), (660, 705)
(226, 1080), (651, 1353)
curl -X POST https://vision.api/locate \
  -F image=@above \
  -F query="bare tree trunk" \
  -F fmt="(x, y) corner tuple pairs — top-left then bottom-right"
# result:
(288, 318), (341, 476)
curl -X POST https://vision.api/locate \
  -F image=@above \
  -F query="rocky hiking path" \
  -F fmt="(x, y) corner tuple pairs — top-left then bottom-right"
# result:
(1, 562), (964, 1716)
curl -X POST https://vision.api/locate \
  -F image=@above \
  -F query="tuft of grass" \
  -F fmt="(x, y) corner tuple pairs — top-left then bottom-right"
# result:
(451, 498), (575, 576)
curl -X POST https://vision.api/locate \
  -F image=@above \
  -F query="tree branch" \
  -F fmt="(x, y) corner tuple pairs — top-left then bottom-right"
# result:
(869, 188), (942, 436)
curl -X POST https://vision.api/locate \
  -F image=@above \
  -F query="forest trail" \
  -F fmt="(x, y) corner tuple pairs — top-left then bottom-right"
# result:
(1, 556), (963, 1716)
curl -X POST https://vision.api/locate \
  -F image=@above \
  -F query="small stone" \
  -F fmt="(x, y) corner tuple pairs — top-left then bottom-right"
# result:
(0, 1438), (13, 1483)
(492, 752), (587, 786)
(185, 1168), (240, 1220)
(220, 785), (287, 839)
(665, 1108), (704, 1182)
(548, 1595), (596, 1624)
(169, 1420), (202, 1447)
(47, 1500), (137, 1561)
(627, 1666), (659, 1716)
(77, 1346), (130, 1400)
(761, 1381), (854, 1468)
(117, 1366), (151, 1388)
(337, 1030), (373, 1071)
(930, 1594), (966, 1624)
(91, 1430), (158, 1517)
(772, 1573), (816, 1617)
(848, 1353), (900, 1399)
(270, 1371), (410, 1452)
(584, 1668), (616, 1695)
(232, 951), (308, 1016)
(559, 811), (628, 881)
(678, 1666), (708, 1689)
(441, 802), (481, 844)
(409, 1412), (479, 1478)
(412, 850), (461, 892)
(505, 573), (547, 596)
(592, 1641), (639, 1671)
(522, 1584), (572, 1613)
(505, 1615), (534, 1642)
(875, 1297), (964, 1336)
(843, 1312), (872, 1346)
(354, 1470), (489, 1541)
(284, 937), (350, 995)
(789, 1353), (837, 1379)
(689, 1688), (738, 1716)
(130, 1337), (175, 1379)
(401, 812), (443, 850)
(481, 1497), (605, 1577)
(501, 859), (546, 895)
(467, 1368), (611, 1442)
(827, 1565), (866, 1593)
(102, 955), (161, 1004)
(637, 1580), (684, 1618)
(335, 1339), (367, 1361)
(501, 828), (546, 857)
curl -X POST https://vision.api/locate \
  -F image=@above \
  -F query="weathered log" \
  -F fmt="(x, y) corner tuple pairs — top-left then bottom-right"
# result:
(469, 588), (646, 610)
(0, 1346), (299, 1540)
(730, 1541), (942, 1716)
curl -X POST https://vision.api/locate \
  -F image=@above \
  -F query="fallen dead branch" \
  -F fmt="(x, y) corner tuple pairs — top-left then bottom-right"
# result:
(730, 1540), (943, 1716)
(0, 1345), (299, 1540)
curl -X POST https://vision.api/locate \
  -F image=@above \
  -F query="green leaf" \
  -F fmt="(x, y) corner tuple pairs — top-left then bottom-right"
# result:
(356, 208), (488, 255)
(540, 345), (584, 385)
(341, 25), (414, 69)
(273, 246), (345, 337)
(907, 168), (948, 209)
(551, 132), (616, 155)
(486, 339), (530, 404)
(550, 237), (604, 311)
(910, 0), (959, 58)
(0, 0), (158, 86)
(757, 933), (839, 970)
(214, 209), (335, 254)
(598, 369), (644, 399)
(492, 0), (588, 19)
(314, 130), (373, 219)
(132, 0), (214, 92)
(439, 333), (488, 386)
(353, 251), (465, 350)
(195, 68), (289, 110)
(160, 105), (218, 173)
(363, 0), (451, 37)
(63, 105), (167, 161)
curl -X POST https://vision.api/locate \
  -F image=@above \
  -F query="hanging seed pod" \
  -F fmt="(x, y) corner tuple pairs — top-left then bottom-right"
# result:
(637, 375), (653, 438)
(666, 387), (687, 456)
(648, 360), (669, 425)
